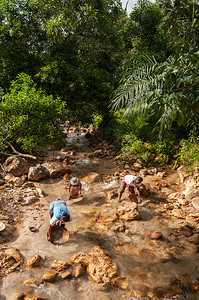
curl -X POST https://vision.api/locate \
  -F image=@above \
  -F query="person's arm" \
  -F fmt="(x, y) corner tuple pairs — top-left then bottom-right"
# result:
(47, 224), (52, 242)
(68, 185), (72, 199)
(79, 182), (82, 196)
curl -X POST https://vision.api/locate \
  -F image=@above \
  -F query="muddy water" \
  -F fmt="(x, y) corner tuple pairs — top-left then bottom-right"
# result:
(1, 131), (199, 300)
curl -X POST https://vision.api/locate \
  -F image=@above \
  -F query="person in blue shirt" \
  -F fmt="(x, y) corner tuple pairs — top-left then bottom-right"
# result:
(47, 199), (71, 242)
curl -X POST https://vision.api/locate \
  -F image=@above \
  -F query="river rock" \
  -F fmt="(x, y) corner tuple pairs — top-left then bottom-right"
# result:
(113, 224), (126, 232)
(189, 234), (199, 244)
(132, 162), (143, 171)
(24, 296), (45, 300)
(41, 271), (58, 283)
(171, 208), (186, 219)
(73, 264), (86, 278)
(61, 270), (72, 279)
(22, 195), (38, 206)
(191, 197), (199, 211)
(81, 172), (102, 183)
(24, 278), (40, 285)
(71, 246), (117, 285)
(150, 231), (163, 240)
(117, 202), (141, 221)
(42, 162), (72, 178)
(50, 260), (71, 271)
(192, 281), (199, 291)
(111, 276), (128, 289)
(8, 293), (25, 300)
(130, 289), (146, 298)
(5, 248), (24, 264)
(28, 164), (50, 181)
(26, 255), (41, 267)
(4, 156), (29, 177)
(186, 188), (199, 201)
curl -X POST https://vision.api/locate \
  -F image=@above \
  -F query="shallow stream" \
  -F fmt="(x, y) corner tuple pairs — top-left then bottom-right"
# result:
(1, 130), (199, 300)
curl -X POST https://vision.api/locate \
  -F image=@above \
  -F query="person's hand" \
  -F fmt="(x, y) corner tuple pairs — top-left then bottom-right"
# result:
(47, 235), (51, 242)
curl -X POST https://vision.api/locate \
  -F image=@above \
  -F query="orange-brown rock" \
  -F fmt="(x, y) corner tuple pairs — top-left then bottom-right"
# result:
(50, 260), (71, 271)
(71, 246), (117, 285)
(73, 264), (86, 278)
(41, 271), (58, 283)
(24, 296), (46, 300)
(42, 162), (72, 178)
(81, 172), (102, 183)
(150, 231), (163, 240)
(61, 270), (72, 279)
(129, 289), (146, 298)
(111, 276), (128, 290)
(191, 282), (199, 291)
(26, 255), (41, 268)
(24, 279), (40, 286)
(5, 248), (24, 264)
(113, 224), (126, 232)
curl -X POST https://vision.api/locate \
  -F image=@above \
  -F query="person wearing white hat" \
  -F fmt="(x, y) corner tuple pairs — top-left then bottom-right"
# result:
(0, 222), (6, 232)
(68, 176), (82, 200)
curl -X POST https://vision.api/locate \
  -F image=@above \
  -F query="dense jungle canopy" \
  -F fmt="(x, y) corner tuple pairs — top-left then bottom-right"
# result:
(0, 0), (198, 167)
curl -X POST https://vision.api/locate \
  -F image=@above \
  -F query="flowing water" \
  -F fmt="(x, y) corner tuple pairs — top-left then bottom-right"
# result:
(1, 130), (199, 300)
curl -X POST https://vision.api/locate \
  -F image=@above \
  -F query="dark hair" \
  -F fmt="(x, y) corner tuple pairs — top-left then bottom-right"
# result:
(62, 212), (70, 222)
(136, 177), (143, 182)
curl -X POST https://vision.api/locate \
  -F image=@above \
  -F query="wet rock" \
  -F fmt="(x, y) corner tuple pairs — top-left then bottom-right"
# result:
(22, 195), (38, 206)
(24, 279), (40, 286)
(26, 255), (41, 268)
(4, 156), (29, 176)
(111, 276), (128, 290)
(42, 162), (72, 178)
(150, 231), (163, 240)
(41, 271), (58, 283)
(107, 190), (118, 200)
(28, 164), (49, 181)
(164, 287), (184, 298)
(22, 182), (35, 188)
(8, 293), (25, 300)
(114, 171), (120, 177)
(157, 171), (166, 178)
(61, 270), (72, 279)
(189, 233), (199, 244)
(129, 289), (146, 298)
(186, 215), (198, 227)
(192, 197), (199, 211)
(139, 168), (148, 177)
(71, 246), (117, 285)
(50, 260), (71, 271)
(5, 248), (24, 264)
(117, 202), (141, 221)
(171, 208), (186, 219)
(73, 264), (86, 278)
(132, 162), (143, 171)
(81, 172), (102, 183)
(168, 192), (182, 200)
(113, 224), (126, 232)
(185, 188), (199, 201)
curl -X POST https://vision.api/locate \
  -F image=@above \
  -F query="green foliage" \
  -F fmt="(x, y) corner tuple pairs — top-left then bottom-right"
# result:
(119, 132), (175, 166)
(0, 73), (66, 153)
(92, 115), (103, 129)
(175, 136), (199, 169)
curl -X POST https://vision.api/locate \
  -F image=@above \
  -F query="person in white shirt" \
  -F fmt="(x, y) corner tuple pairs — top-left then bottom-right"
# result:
(118, 175), (143, 203)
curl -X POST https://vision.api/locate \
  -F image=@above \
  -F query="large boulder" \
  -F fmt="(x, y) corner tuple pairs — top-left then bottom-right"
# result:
(81, 172), (102, 183)
(117, 202), (141, 221)
(4, 156), (29, 176)
(28, 164), (49, 181)
(42, 162), (72, 178)
(71, 246), (118, 285)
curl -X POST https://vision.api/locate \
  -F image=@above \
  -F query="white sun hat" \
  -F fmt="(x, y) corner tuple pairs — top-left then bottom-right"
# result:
(0, 222), (5, 231)
(70, 177), (79, 186)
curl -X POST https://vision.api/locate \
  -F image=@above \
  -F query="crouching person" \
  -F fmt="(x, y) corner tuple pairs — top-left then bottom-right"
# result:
(47, 198), (71, 242)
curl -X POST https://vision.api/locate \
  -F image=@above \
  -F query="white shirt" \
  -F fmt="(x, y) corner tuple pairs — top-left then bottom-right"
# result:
(123, 175), (137, 186)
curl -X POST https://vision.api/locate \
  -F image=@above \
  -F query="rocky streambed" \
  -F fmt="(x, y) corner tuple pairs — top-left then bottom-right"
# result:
(0, 129), (199, 300)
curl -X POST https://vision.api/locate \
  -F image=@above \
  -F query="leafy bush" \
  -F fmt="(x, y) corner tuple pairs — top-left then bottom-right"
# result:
(175, 136), (199, 169)
(119, 132), (175, 166)
(0, 73), (66, 154)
